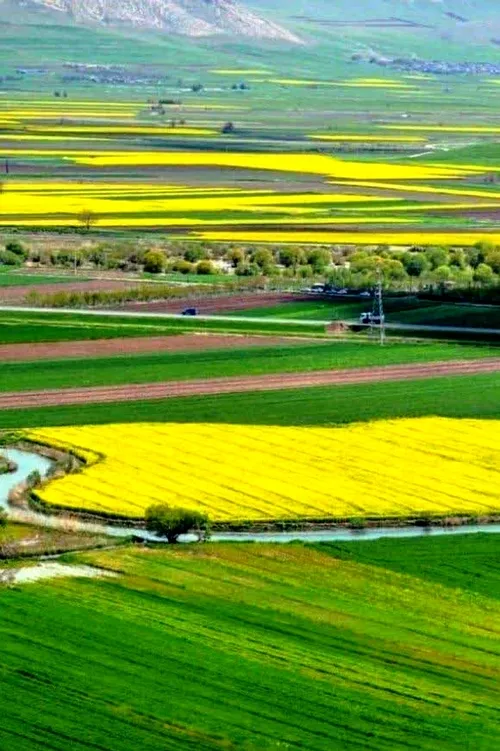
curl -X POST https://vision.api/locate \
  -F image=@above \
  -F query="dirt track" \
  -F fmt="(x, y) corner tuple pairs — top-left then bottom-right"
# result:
(1, 358), (499, 410)
(0, 333), (313, 362)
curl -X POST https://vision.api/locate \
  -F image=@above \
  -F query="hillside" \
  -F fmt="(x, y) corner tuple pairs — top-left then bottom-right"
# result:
(6, 0), (301, 42)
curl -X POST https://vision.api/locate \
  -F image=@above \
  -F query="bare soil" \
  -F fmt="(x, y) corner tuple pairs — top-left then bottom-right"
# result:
(1, 358), (499, 409)
(0, 333), (315, 362)
(114, 292), (312, 314)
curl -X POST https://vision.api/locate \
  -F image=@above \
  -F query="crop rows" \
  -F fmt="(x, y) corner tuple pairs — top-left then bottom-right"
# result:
(26, 417), (500, 520)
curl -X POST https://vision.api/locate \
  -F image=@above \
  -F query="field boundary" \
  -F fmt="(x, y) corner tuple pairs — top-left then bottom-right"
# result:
(1, 358), (500, 409)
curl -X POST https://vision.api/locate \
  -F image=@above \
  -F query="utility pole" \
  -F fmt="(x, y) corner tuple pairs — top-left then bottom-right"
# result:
(372, 267), (385, 346)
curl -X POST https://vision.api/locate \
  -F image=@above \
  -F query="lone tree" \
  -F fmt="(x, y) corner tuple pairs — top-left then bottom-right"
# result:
(77, 209), (98, 232)
(145, 504), (210, 543)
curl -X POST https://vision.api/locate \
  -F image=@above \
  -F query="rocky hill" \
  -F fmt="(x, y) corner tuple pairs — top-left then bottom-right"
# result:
(16, 0), (301, 42)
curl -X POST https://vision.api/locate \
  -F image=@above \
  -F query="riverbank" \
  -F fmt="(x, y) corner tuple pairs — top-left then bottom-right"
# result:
(1, 444), (500, 545)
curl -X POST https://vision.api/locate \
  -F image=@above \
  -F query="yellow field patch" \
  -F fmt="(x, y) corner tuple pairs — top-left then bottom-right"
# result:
(0, 182), (401, 226)
(26, 418), (500, 521)
(194, 230), (500, 246)
(65, 151), (481, 180)
(338, 180), (500, 201)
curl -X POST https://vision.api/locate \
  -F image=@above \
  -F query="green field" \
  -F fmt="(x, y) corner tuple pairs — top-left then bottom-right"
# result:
(233, 298), (500, 330)
(1, 372), (499, 429)
(0, 274), (88, 288)
(2, 340), (497, 393)
(0, 535), (498, 750)
(0, 310), (325, 345)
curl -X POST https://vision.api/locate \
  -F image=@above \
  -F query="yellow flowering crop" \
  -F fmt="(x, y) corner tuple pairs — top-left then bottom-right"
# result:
(66, 151), (480, 180)
(25, 418), (500, 521)
(195, 230), (500, 246)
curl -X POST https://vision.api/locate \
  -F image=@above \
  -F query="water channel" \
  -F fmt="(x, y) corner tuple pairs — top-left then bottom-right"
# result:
(2, 448), (499, 544)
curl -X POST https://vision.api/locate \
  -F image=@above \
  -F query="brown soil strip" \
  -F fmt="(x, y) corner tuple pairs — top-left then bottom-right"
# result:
(0, 278), (143, 304)
(1, 358), (499, 410)
(0, 333), (314, 363)
(114, 292), (312, 314)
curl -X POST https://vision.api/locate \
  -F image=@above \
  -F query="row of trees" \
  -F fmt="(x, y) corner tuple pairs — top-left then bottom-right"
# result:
(4, 237), (500, 291)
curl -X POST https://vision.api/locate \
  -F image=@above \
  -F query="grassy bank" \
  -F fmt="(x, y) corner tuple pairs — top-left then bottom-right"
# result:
(0, 537), (497, 750)
(1, 340), (497, 393)
(1, 372), (499, 429)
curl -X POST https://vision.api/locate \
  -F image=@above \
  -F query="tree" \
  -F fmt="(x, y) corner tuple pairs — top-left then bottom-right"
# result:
(143, 250), (166, 274)
(226, 247), (245, 267)
(402, 251), (429, 277)
(184, 246), (206, 263)
(474, 263), (495, 285)
(196, 260), (215, 275)
(145, 504), (210, 543)
(5, 240), (27, 260)
(0, 250), (22, 267)
(222, 122), (235, 134)
(251, 248), (274, 269)
(172, 259), (194, 275)
(77, 209), (98, 232)
(306, 248), (331, 274)
(278, 247), (304, 268)
(485, 249), (500, 274)
(425, 246), (449, 270)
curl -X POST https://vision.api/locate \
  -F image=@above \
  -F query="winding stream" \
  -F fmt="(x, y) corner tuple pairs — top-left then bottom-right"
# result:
(2, 448), (500, 544)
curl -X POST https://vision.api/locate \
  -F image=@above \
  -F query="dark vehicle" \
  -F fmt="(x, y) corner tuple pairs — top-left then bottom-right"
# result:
(181, 307), (198, 316)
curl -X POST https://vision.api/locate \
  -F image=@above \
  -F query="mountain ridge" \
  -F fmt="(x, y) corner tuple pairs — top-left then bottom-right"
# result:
(13, 0), (302, 42)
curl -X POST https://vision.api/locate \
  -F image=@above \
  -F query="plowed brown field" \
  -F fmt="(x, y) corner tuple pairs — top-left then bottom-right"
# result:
(112, 292), (312, 314)
(1, 358), (499, 410)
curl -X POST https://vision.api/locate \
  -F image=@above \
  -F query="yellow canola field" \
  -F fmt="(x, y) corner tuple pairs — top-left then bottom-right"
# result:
(195, 230), (500, 246)
(0, 182), (405, 226)
(65, 151), (483, 180)
(25, 418), (500, 521)
(337, 180), (500, 201)
(25, 125), (217, 136)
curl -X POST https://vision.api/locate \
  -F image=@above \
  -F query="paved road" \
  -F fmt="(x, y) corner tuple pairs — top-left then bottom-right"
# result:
(1, 304), (500, 336)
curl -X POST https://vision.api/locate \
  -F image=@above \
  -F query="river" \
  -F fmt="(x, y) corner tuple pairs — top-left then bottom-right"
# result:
(1, 448), (499, 544)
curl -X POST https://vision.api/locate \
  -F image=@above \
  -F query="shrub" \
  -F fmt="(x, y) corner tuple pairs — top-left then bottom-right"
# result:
(145, 504), (210, 543)
(196, 260), (216, 275)
(143, 250), (166, 274)
(0, 250), (22, 267)
(5, 240), (27, 259)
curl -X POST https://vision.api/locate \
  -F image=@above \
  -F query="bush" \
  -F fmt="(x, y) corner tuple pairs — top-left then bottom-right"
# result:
(196, 260), (216, 275)
(5, 240), (27, 260)
(0, 250), (22, 267)
(143, 250), (166, 274)
(145, 504), (210, 543)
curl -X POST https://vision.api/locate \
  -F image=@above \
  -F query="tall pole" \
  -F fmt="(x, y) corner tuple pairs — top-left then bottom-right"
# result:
(372, 267), (385, 346)
(377, 268), (385, 346)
